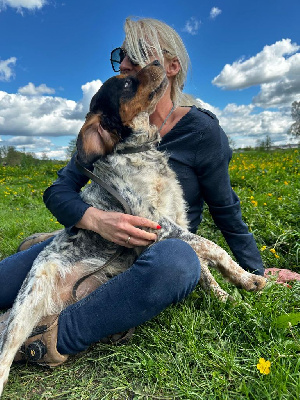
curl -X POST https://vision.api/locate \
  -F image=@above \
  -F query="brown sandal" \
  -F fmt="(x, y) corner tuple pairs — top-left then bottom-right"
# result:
(14, 315), (68, 367)
(17, 231), (62, 252)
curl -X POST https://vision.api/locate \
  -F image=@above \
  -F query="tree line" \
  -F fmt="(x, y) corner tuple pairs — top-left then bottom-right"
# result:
(0, 146), (51, 167)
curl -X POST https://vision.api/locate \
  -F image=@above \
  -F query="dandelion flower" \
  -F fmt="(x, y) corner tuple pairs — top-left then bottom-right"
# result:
(257, 358), (271, 375)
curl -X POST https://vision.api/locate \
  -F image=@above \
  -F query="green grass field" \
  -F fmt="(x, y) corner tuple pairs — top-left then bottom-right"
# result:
(0, 149), (299, 399)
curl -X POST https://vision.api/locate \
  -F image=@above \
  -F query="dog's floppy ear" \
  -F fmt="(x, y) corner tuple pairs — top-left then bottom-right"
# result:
(76, 114), (121, 165)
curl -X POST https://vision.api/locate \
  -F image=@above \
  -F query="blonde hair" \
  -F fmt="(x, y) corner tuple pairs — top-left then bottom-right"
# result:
(124, 17), (191, 106)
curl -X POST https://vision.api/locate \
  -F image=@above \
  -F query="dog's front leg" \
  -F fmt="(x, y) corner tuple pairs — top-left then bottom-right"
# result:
(157, 218), (231, 301)
(158, 218), (266, 301)
(187, 236), (266, 292)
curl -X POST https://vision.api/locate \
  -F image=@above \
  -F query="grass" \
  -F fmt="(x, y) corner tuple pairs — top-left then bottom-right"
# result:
(0, 149), (299, 399)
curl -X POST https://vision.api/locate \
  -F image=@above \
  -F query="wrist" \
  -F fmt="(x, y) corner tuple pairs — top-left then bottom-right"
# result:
(75, 207), (104, 232)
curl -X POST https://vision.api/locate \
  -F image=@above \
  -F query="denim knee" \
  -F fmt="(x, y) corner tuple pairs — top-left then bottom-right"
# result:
(138, 238), (201, 305)
(57, 238), (201, 354)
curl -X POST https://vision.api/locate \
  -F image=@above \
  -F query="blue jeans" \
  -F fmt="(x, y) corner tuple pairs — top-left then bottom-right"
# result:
(0, 238), (201, 355)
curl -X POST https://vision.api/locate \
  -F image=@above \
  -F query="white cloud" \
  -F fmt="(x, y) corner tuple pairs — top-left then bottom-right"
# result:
(35, 149), (67, 160)
(182, 17), (201, 35)
(18, 82), (55, 96)
(212, 39), (300, 109)
(210, 7), (222, 19)
(212, 39), (299, 90)
(196, 97), (295, 148)
(0, 79), (102, 137)
(0, 79), (103, 159)
(0, 0), (46, 11)
(62, 79), (102, 120)
(0, 91), (80, 136)
(253, 75), (300, 108)
(0, 57), (17, 81)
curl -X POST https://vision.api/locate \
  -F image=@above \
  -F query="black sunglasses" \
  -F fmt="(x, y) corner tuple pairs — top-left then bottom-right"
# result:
(110, 46), (171, 72)
(110, 47), (139, 72)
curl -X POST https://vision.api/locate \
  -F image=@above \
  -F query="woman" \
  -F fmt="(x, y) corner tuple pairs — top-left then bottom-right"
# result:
(0, 17), (264, 364)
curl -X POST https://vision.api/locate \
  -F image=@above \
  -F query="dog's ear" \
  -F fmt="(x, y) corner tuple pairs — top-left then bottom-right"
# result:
(76, 114), (121, 165)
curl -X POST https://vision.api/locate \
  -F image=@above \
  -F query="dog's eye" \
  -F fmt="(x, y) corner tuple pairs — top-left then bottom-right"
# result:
(124, 80), (132, 89)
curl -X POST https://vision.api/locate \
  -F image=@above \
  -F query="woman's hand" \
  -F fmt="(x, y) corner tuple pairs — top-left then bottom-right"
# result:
(75, 207), (160, 248)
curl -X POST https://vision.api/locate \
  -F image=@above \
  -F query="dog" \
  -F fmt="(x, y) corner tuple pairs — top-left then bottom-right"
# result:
(0, 61), (266, 395)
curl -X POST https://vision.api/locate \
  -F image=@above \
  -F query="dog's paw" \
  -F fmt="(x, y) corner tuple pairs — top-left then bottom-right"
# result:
(241, 273), (267, 292)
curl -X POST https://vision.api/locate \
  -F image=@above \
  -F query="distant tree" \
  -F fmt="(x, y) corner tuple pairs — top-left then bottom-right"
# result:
(0, 146), (8, 161)
(6, 146), (22, 166)
(41, 152), (49, 161)
(243, 146), (254, 151)
(66, 138), (77, 159)
(227, 136), (236, 150)
(256, 134), (272, 151)
(0, 146), (39, 166)
(289, 101), (300, 137)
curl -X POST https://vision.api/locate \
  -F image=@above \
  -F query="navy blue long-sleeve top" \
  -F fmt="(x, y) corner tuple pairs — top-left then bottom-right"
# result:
(43, 106), (264, 275)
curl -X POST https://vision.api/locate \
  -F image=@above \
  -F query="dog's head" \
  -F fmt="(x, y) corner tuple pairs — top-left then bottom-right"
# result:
(77, 60), (168, 165)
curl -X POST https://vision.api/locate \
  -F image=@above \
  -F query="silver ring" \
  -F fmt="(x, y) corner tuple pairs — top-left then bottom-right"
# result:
(126, 236), (131, 244)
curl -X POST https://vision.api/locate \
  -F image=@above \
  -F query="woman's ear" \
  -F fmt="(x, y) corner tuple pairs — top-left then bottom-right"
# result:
(165, 57), (181, 77)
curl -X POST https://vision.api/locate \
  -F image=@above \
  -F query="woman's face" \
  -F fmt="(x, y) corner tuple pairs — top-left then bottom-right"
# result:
(119, 54), (143, 75)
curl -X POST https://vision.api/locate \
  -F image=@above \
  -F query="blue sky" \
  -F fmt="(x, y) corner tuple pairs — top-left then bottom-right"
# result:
(0, 0), (299, 159)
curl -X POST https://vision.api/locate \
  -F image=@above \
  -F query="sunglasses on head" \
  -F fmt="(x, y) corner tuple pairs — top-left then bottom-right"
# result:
(110, 47), (139, 72)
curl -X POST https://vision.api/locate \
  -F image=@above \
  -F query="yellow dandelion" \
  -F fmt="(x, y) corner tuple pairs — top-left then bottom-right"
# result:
(270, 248), (276, 254)
(257, 358), (271, 375)
(284, 181), (289, 185)
(260, 246), (267, 251)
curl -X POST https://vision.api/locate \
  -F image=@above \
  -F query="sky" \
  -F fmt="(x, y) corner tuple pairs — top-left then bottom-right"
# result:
(0, 0), (299, 160)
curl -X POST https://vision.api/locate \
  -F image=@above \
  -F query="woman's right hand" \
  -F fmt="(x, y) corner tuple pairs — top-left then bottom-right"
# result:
(75, 207), (160, 248)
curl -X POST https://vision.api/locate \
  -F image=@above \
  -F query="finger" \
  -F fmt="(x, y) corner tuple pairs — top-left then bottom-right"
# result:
(126, 215), (161, 230)
(126, 226), (158, 242)
(121, 236), (156, 248)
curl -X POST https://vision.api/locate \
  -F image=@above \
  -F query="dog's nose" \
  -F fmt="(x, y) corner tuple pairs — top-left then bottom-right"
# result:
(153, 60), (160, 66)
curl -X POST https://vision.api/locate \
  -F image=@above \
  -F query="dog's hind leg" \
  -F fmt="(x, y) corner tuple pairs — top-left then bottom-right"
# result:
(0, 261), (62, 396)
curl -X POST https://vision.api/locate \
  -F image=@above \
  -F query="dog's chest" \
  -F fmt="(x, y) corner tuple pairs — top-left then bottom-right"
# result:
(81, 154), (189, 228)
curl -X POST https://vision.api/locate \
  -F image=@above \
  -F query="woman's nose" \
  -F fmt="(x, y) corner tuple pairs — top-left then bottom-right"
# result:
(120, 55), (134, 73)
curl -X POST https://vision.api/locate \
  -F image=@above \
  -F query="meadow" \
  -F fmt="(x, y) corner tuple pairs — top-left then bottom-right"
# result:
(0, 149), (299, 399)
